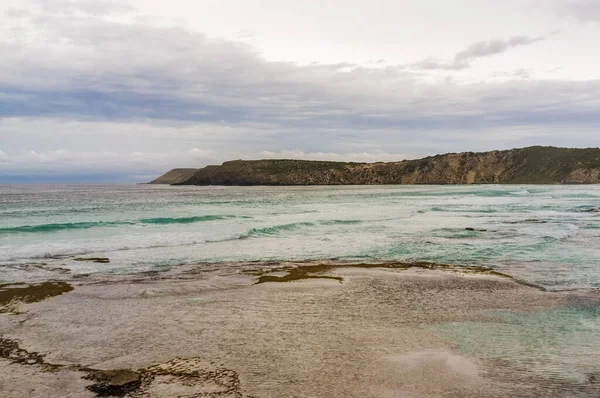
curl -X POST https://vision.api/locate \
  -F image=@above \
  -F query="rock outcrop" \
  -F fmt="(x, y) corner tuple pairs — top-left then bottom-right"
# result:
(154, 146), (600, 186)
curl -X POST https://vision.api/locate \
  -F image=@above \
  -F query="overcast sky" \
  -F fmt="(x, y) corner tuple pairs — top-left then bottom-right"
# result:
(1, 0), (599, 182)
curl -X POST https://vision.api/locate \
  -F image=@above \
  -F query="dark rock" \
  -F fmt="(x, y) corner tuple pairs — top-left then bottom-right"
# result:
(85, 369), (141, 396)
(74, 257), (110, 264)
(582, 207), (600, 213)
(507, 219), (547, 224)
(0, 337), (60, 370)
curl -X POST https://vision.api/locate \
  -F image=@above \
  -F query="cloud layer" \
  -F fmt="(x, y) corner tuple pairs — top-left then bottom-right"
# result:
(1, 0), (599, 182)
(414, 36), (545, 70)
(563, 0), (600, 22)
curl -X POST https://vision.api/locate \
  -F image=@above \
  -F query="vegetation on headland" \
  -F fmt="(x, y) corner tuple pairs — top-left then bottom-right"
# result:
(149, 168), (201, 184)
(151, 146), (600, 185)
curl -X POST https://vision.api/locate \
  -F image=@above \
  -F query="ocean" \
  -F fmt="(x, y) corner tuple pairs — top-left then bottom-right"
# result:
(2, 184), (600, 396)
(1, 184), (599, 289)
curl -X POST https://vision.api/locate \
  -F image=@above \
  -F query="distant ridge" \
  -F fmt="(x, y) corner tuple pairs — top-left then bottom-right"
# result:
(150, 168), (200, 184)
(151, 146), (600, 185)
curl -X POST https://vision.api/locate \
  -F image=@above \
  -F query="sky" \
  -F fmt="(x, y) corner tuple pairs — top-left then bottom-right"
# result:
(1, 0), (599, 183)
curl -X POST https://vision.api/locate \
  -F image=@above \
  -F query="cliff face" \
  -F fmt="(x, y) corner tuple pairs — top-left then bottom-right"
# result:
(162, 146), (600, 186)
(150, 168), (200, 184)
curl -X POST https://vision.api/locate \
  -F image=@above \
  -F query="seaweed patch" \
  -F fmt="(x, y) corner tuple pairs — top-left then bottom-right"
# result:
(250, 261), (526, 286)
(0, 281), (74, 313)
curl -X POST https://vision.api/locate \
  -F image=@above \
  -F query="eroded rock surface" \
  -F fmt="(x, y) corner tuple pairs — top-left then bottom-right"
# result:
(131, 358), (246, 398)
(1, 337), (249, 397)
(84, 369), (142, 396)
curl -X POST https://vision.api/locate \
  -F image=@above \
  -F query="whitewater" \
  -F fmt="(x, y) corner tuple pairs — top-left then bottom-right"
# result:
(1, 184), (599, 289)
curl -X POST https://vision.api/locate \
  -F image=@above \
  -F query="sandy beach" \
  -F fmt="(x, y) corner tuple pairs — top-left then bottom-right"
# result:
(2, 262), (599, 397)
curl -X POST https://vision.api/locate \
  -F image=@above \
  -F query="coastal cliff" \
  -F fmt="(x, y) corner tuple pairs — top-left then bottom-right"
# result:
(153, 146), (600, 185)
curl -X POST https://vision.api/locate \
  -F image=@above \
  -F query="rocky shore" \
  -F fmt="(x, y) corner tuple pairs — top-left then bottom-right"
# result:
(1, 262), (599, 397)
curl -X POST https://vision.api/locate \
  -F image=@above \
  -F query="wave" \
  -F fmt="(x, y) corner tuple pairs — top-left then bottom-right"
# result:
(18, 234), (250, 261)
(0, 206), (106, 218)
(0, 215), (248, 234)
(320, 220), (362, 225)
(582, 223), (600, 229)
(139, 215), (240, 224)
(2, 218), (362, 262)
(247, 222), (315, 237)
(0, 220), (133, 234)
(430, 206), (498, 214)
(246, 219), (362, 238)
(537, 224), (579, 241)
(384, 189), (531, 198)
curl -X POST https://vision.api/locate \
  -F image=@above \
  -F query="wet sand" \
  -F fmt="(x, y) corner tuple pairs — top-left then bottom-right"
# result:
(1, 263), (599, 397)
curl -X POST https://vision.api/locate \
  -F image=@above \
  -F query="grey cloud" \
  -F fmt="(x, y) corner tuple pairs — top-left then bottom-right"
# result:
(412, 57), (467, 71)
(455, 36), (545, 63)
(0, 4), (578, 131)
(32, 0), (133, 16)
(414, 36), (545, 70)
(491, 69), (532, 79)
(1, 1), (599, 180)
(561, 0), (600, 22)
(0, 2), (554, 124)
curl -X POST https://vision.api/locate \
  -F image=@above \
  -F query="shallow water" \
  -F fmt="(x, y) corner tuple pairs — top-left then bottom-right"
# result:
(434, 303), (600, 392)
(1, 184), (599, 289)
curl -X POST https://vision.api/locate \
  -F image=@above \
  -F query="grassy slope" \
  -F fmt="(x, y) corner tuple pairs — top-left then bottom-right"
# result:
(165, 146), (600, 185)
(150, 168), (200, 184)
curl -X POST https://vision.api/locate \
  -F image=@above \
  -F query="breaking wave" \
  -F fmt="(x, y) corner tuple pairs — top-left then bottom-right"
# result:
(0, 215), (247, 234)
(139, 215), (243, 224)
(247, 222), (316, 237)
(246, 220), (362, 237)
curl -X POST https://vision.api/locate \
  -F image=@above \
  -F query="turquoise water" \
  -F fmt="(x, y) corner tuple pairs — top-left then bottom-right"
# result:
(434, 304), (600, 393)
(1, 184), (599, 288)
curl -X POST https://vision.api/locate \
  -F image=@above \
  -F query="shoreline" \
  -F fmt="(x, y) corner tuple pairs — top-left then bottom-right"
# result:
(0, 258), (549, 290)
(2, 263), (599, 397)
